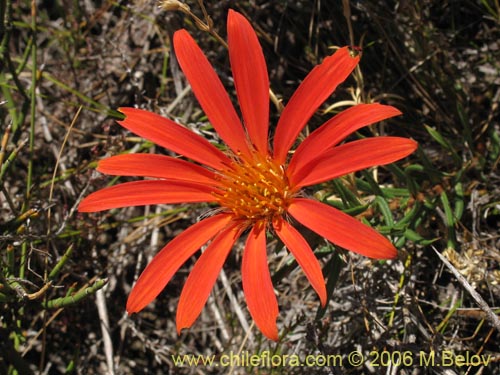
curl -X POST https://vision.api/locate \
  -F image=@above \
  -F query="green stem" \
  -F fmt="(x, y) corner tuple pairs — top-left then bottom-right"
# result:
(42, 279), (108, 309)
(48, 245), (73, 280)
(19, 0), (37, 283)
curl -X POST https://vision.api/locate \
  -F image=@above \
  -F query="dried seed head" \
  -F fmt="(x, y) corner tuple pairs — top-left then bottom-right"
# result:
(158, 0), (190, 13)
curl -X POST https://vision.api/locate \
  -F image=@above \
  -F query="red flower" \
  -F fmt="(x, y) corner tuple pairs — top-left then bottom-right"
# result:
(79, 10), (417, 340)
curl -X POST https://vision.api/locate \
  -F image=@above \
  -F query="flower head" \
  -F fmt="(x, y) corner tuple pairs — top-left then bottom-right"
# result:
(79, 10), (417, 340)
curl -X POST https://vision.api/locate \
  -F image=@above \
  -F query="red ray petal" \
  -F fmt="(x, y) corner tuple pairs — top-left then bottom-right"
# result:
(227, 10), (269, 154)
(117, 108), (230, 170)
(288, 104), (402, 175)
(242, 224), (279, 340)
(176, 223), (243, 334)
(273, 218), (326, 306)
(288, 198), (397, 259)
(97, 154), (217, 185)
(290, 137), (418, 188)
(273, 47), (360, 164)
(173, 29), (252, 159)
(78, 180), (216, 212)
(126, 213), (233, 313)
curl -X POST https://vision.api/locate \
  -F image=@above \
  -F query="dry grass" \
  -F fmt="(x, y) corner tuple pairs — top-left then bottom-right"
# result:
(1, 0), (499, 374)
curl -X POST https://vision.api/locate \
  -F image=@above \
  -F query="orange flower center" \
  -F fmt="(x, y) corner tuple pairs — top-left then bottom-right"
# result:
(214, 153), (292, 222)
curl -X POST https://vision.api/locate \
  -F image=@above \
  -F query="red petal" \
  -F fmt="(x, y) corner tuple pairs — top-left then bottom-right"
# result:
(288, 198), (397, 259)
(78, 180), (216, 212)
(97, 154), (217, 185)
(117, 108), (230, 170)
(273, 218), (326, 306)
(291, 137), (418, 188)
(173, 30), (252, 158)
(273, 47), (360, 164)
(126, 213), (233, 313)
(288, 104), (402, 175)
(176, 223), (243, 333)
(227, 10), (269, 154)
(242, 224), (279, 340)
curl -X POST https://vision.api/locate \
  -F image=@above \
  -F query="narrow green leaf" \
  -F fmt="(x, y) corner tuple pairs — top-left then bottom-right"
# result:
(331, 179), (360, 208)
(424, 125), (461, 163)
(454, 182), (464, 221)
(316, 250), (345, 320)
(374, 196), (394, 226)
(440, 191), (457, 249)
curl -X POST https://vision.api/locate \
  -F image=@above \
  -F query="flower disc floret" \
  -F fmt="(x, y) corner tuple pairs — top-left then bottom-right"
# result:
(214, 153), (292, 221)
